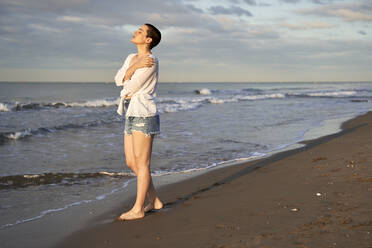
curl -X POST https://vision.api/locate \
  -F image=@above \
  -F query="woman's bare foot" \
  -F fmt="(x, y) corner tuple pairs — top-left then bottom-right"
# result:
(144, 197), (163, 213)
(117, 208), (145, 221)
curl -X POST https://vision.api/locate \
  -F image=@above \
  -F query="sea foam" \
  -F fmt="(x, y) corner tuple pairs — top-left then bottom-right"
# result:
(0, 103), (10, 112)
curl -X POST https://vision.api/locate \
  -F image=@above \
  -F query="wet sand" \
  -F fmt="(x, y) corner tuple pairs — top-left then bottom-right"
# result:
(55, 112), (372, 248)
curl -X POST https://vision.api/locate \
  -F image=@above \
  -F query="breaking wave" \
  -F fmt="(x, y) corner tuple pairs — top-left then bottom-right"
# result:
(0, 119), (114, 144)
(0, 98), (119, 112)
(157, 93), (286, 113)
(0, 103), (11, 112)
(195, 88), (212, 95)
(289, 91), (357, 98)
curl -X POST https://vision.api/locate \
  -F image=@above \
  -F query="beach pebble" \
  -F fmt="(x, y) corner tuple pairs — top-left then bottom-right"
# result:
(346, 160), (355, 168)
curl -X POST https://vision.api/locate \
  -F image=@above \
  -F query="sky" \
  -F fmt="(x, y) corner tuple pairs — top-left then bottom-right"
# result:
(0, 0), (371, 83)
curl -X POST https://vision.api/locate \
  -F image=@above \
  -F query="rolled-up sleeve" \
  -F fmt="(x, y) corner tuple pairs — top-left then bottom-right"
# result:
(120, 65), (156, 98)
(114, 66), (126, 86)
(114, 54), (134, 86)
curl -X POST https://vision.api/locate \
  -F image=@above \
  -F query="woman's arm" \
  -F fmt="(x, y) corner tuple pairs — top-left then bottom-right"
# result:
(115, 54), (134, 86)
(123, 56), (154, 82)
(120, 62), (157, 99)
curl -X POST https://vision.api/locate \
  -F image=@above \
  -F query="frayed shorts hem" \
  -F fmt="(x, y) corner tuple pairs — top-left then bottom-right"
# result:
(124, 130), (161, 137)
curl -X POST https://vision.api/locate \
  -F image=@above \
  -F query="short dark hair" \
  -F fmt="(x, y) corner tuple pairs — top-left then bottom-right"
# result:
(145, 23), (161, 49)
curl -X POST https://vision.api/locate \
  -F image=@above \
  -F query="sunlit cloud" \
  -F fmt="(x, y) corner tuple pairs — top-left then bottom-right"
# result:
(329, 8), (372, 22)
(280, 21), (336, 29)
(297, 0), (372, 22)
(57, 16), (83, 23)
(208, 5), (253, 16)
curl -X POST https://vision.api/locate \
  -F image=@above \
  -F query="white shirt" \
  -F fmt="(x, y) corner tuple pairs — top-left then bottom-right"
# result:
(115, 53), (159, 117)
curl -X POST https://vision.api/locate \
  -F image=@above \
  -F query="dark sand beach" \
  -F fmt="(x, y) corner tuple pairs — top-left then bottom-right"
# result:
(56, 112), (372, 248)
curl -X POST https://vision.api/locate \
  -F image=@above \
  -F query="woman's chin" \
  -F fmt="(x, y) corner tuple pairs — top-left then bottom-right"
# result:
(130, 37), (138, 43)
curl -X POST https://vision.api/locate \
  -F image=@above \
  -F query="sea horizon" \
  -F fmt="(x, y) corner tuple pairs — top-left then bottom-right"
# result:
(1, 80), (372, 84)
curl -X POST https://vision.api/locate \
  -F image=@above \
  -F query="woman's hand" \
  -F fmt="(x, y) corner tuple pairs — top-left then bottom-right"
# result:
(134, 56), (155, 69)
(123, 56), (154, 82)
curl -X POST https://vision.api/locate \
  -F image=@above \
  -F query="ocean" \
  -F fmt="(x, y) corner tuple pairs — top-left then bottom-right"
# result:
(1, 81), (372, 247)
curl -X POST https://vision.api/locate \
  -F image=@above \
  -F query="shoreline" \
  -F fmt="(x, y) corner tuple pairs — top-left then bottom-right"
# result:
(55, 111), (372, 248)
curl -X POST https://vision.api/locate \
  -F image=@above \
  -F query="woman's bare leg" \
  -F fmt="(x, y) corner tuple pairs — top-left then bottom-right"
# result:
(123, 133), (162, 212)
(118, 131), (162, 220)
(143, 177), (163, 213)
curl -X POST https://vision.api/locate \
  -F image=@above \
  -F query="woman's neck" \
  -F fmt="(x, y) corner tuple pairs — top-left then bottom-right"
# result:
(136, 45), (151, 56)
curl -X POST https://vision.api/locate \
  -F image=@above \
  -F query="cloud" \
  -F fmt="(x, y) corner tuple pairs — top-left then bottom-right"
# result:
(329, 8), (372, 22)
(279, 0), (301, 3)
(29, 23), (62, 33)
(280, 0), (349, 4)
(208, 5), (253, 16)
(243, 0), (257, 5)
(0, 0), (266, 71)
(227, 0), (241, 4)
(57, 16), (83, 23)
(228, 0), (270, 6)
(0, 0), (89, 12)
(310, 0), (344, 4)
(297, 1), (372, 22)
(358, 30), (367, 35)
(184, 4), (204, 13)
(0, 0), (371, 82)
(258, 2), (271, 7)
(0, 0), (208, 28)
(280, 21), (336, 30)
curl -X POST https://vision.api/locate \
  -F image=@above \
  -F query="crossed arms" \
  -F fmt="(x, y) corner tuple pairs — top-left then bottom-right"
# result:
(115, 55), (156, 98)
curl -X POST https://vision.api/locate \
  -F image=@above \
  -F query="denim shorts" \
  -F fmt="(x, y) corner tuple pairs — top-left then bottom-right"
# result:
(123, 99), (160, 137)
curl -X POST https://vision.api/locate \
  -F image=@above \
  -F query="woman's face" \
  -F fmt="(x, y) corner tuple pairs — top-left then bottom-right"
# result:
(130, 25), (150, 46)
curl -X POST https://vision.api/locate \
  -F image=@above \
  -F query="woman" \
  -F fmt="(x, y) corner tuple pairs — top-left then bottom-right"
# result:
(114, 23), (163, 221)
